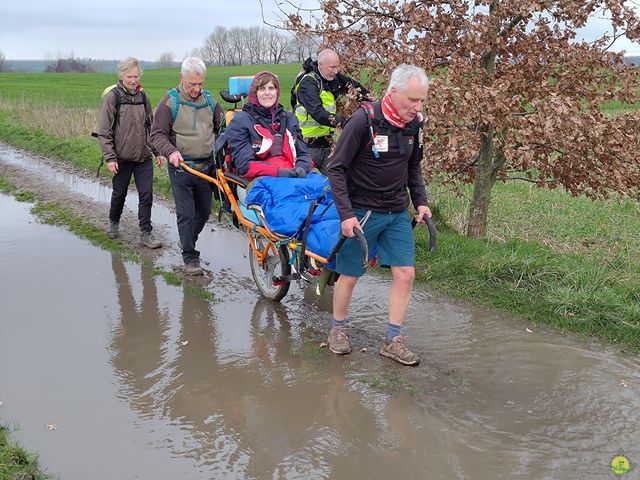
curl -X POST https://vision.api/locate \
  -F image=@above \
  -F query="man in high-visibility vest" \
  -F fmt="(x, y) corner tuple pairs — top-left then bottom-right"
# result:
(291, 49), (371, 174)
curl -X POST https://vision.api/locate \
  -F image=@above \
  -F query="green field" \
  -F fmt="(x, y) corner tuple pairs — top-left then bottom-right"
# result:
(0, 63), (302, 108)
(0, 66), (638, 352)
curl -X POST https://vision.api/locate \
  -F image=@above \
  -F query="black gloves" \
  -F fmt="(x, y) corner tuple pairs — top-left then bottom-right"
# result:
(277, 167), (308, 178)
(332, 114), (346, 128)
(277, 168), (298, 178)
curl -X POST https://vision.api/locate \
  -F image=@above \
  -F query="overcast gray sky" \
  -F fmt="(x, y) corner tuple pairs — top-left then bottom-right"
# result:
(0, 0), (292, 60)
(1, 0), (638, 60)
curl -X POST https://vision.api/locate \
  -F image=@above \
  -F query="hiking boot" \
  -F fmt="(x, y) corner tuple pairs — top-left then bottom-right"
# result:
(328, 326), (351, 355)
(380, 335), (420, 366)
(106, 220), (119, 239)
(185, 260), (203, 276)
(140, 231), (162, 249)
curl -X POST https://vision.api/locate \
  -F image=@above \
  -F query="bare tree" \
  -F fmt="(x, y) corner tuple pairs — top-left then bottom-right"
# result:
(228, 27), (247, 65)
(157, 51), (175, 69)
(199, 24), (320, 66)
(202, 26), (233, 66)
(288, 32), (319, 63)
(185, 48), (201, 60)
(45, 56), (91, 73)
(267, 29), (291, 64)
(246, 26), (268, 65)
(202, 27), (224, 65)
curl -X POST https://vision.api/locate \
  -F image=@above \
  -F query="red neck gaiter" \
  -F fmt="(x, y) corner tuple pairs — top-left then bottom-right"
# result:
(381, 92), (405, 128)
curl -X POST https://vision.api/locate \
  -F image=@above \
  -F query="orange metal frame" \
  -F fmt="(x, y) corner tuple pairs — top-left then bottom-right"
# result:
(179, 162), (331, 266)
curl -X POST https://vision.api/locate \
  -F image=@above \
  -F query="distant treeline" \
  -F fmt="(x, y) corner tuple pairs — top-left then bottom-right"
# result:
(4, 59), (168, 73)
(624, 55), (640, 66)
(3, 49), (637, 74)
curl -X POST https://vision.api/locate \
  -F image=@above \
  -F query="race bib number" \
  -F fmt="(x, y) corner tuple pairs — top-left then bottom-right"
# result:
(374, 135), (389, 153)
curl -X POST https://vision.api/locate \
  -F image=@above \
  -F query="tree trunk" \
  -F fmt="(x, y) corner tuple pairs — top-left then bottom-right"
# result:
(467, 6), (501, 239)
(466, 125), (496, 238)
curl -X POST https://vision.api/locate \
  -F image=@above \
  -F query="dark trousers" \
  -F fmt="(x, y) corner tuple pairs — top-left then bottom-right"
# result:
(169, 165), (212, 263)
(109, 159), (153, 232)
(307, 145), (332, 175)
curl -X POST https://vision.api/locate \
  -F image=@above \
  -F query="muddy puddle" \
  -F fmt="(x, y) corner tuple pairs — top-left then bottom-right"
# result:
(1, 143), (639, 479)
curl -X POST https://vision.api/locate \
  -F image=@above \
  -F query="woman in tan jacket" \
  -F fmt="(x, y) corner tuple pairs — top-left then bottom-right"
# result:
(98, 57), (164, 248)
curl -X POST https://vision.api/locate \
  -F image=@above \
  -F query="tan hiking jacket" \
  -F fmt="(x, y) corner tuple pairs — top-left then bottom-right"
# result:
(151, 85), (223, 160)
(98, 82), (154, 163)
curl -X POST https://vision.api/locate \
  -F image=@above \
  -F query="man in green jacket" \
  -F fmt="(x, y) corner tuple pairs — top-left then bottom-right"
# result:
(151, 57), (224, 275)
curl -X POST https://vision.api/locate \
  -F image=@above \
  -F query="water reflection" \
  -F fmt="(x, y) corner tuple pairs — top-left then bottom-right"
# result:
(109, 254), (170, 415)
(107, 254), (384, 478)
(2, 166), (639, 478)
(104, 251), (640, 479)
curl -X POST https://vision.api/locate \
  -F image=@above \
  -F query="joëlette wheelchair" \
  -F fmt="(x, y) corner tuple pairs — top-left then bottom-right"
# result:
(180, 76), (436, 302)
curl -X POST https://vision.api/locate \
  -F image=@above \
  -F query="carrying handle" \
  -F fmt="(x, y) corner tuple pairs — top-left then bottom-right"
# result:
(326, 227), (368, 270)
(411, 214), (437, 252)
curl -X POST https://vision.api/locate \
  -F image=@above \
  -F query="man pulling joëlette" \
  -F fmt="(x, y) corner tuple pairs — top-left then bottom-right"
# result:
(326, 63), (432, 366)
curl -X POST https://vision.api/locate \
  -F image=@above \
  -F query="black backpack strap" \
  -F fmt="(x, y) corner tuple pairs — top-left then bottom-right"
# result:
(290, 72), (303, 110)
(113, 88), (151, 135)
(112, 87), (122, 133)
(276, 110), (287, 134)
(360, 102), (379, 159)
(140, 90), (151, 133)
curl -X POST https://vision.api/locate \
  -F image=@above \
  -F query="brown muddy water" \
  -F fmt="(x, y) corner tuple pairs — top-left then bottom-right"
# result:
(1, 143), (639, 479)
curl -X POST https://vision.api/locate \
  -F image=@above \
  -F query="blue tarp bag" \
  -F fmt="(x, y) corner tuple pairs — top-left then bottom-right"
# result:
(245, 174), (341, 263)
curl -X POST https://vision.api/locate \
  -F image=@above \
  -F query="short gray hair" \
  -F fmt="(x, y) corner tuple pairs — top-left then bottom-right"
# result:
(181, 57), (206, 76)
(387, 64), (429, 93)
(117, 57), (141, 78)
(317, 48), (339, 64)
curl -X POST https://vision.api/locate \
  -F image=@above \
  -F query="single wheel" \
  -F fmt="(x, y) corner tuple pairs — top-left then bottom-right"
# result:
(249, 235), (291, 302)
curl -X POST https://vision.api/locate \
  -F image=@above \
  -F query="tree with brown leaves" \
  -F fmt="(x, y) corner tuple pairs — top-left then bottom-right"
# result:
(284, 0), (640, 237)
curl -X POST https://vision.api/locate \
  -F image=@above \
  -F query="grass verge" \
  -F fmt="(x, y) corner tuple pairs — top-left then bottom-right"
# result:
(413, 226), (640, 351)
(0, 424), (50, 480)
(0, 110), (175, 200)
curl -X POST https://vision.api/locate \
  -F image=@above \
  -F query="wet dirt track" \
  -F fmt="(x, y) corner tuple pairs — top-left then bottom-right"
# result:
(1, 142), (639, 479)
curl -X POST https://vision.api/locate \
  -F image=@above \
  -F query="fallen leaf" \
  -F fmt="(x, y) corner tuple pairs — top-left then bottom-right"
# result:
(180, 340), (189, 346)
(46, 424), (57, 430)
(525, 328), (533, 333)
(360, 347), (367, 353)
(319, 342), (327, 348)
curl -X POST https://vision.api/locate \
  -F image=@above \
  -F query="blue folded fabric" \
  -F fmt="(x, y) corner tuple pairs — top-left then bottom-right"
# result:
(245, 173), (341, 262)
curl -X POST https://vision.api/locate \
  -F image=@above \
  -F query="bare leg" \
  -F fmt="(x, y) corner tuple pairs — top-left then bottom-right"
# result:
(379, 265), (420, 365)
(388, 266), (415, 326)
(332, 274), (359, 321)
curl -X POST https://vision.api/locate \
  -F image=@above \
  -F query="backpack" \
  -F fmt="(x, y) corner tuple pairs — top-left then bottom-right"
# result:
(167, 87), (218, 122)
(290, 71), (321, 111)
(92, 85), (150, 137)
(91, 85), (151, 176)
